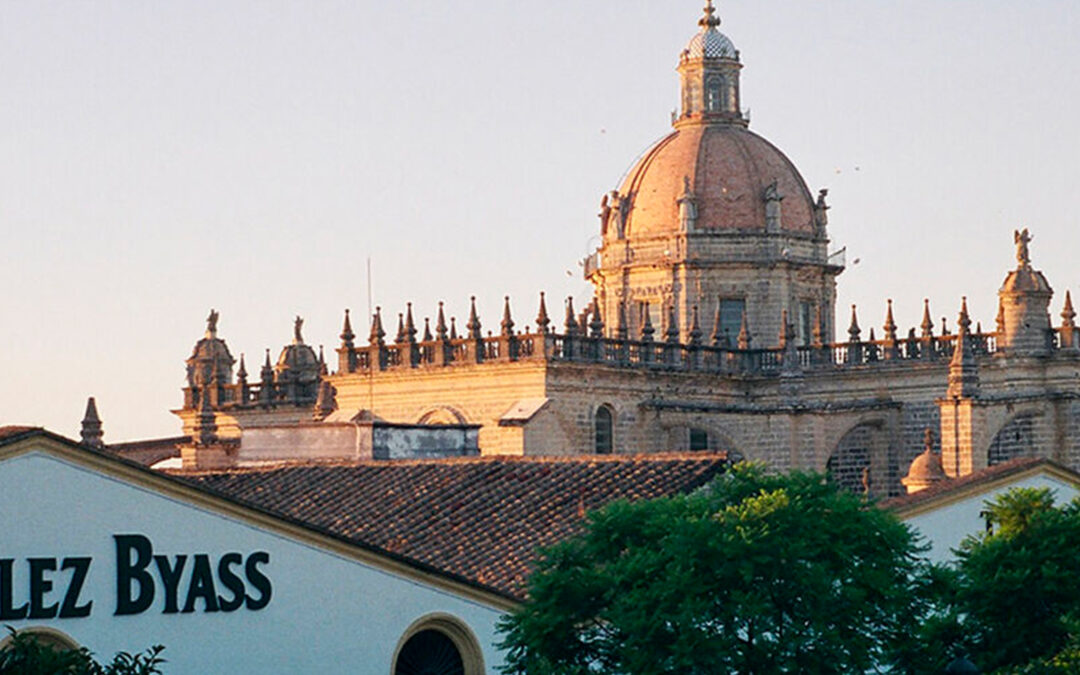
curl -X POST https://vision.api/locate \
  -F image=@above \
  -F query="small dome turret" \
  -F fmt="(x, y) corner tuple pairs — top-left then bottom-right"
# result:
(683, 1), (737, 61)
(275, 316), (320, 404)
(186, 309), (235, 388)
(901, 429), (948, 494)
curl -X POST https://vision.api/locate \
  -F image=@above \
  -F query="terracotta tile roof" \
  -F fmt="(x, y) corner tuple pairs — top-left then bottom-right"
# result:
(180, 453), (731, 599)
(0, 426), (42, 444)
(880, 457), (1075, 513)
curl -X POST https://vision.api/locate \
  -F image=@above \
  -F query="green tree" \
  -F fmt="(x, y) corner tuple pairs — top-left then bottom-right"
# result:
(955, 487), (1080, 673)
(0, 628), (165, 675)
(498, 464), (928, 674)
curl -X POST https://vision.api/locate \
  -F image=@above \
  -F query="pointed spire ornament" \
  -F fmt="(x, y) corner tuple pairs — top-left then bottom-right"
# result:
(318, 346), (328, 376)
(640, 302), (655, 342)
(467, 296), (482, 340)
(921, 299), (934, 338)
(450, 316), (459, 340)
(848, 305), (862, 343)
(711, 303), (725, 347)
(501, 296), (515, 336)
(436, 302), (449, 340)
(564, 296), (579, 336)
(370, 307), (386, 346)
(405, 302), (418, 343)
(616, 302), (629, 340)
(340, 309), (355, 347)
(949, 298), (980, 398)
(958, 297), (972, 335)
(688, 306), (703, 346)
(536, 292), (550, 334)
(1061, 290), (1077, 350)
(737, 310), (751, 350)
(884, 299), (898, 342)
(261, 349), (273, 379)
(588, 297), (604, 338)
(80, 397), (104, 448)
(236, 354), (248, 382)
(394, 313), (405, 343)
(1063, 290), (1076, 327)
(423, 317), (433, 342)
(313, 380), (335, 420)
(665, 305), (680, 343)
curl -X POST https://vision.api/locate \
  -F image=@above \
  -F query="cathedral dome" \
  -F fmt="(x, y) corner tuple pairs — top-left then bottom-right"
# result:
(613, 124), (817, 237)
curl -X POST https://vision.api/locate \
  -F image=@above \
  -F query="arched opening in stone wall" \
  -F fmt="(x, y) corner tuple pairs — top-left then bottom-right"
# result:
(988, 414), (1038, 466)
(828, 422), (895, 497)
(392, 614), (484, 675)
(595, 405), (614, 454)
(417, 406), (468, 425)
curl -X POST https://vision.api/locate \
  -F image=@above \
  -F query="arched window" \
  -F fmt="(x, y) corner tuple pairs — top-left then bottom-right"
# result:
(393, 614), (485, 675)
(0, 627), (79, 651)
(395, 630), (464, 675)
(706, 76), (723, 112)
(988, 414), (1038, 466)
(595, 405), (614, 454)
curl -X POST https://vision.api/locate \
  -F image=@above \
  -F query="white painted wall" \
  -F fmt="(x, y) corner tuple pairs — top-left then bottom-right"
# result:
(903, 474), (1080, 564)
(0, 451), (508, 673)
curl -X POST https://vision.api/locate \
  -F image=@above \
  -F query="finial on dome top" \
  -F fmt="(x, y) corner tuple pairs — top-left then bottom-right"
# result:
(699, 0), (721, 30)
(205, 309), (219, 338)
(1014, 228), (1032, 267)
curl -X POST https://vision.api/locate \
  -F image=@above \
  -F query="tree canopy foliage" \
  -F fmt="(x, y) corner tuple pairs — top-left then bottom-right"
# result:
(498, 464), (926, 674)
(0, 629), (164, 675)
(954, 487), (1080, 673)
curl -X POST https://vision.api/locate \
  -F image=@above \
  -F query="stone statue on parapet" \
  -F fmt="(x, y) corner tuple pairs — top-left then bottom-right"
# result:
(1014, 228), (1032, 266)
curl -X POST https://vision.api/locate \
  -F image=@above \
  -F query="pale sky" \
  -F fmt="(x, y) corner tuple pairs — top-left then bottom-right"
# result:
(2, 1), (1078, 441)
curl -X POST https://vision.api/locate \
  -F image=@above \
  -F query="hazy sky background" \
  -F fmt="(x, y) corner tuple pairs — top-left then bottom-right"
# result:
(2, 1), (1078, 441)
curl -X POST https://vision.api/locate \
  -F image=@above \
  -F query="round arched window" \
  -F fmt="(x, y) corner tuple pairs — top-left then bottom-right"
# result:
(595, 405), (614, 454)
(394, 629), (464, 675)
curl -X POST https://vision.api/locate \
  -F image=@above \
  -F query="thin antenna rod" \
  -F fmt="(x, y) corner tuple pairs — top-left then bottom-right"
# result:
(367, 256), (374, 419)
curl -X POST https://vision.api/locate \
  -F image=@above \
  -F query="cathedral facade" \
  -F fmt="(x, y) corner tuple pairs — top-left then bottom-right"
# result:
(168, 4), (1080, 498)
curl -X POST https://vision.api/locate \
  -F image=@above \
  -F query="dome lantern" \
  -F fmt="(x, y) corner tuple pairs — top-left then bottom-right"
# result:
(678, 0), (744, 127)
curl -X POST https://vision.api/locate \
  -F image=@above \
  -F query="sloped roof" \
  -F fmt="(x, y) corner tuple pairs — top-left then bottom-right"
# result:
(181, 453), (731, 599)
(0, 426), (39, 442)
(881, 457), (1080, 517)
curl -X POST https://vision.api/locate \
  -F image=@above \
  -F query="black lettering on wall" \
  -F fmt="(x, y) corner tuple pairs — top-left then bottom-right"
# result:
(59, 557), (92, 618)
(27, 558), (58, 619)
(114, 534), (154, 615)
(216, 553), (245, 612)
(182, 554), (219, 613)
(153, 555), (187, 615)
(0, 559), (28, 621)
(244, 552), (271, 611)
